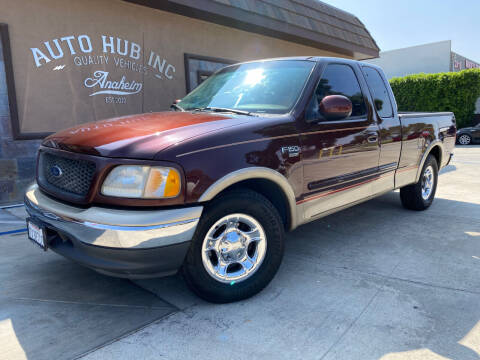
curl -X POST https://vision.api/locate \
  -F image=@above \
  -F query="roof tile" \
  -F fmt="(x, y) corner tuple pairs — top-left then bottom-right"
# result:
(126, 0), (379, 58)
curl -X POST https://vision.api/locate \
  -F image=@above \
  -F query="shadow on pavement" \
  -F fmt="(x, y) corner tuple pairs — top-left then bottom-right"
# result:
(282, 192), (480, 359)
(0, 228), (175, 360)
(127, 191), (480, 360)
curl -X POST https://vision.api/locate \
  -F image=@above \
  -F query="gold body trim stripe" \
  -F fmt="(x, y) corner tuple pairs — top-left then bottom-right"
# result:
(176, 126), (368, 157)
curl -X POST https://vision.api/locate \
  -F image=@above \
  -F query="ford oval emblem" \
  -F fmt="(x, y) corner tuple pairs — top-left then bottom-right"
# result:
(50, 165), (63, 178)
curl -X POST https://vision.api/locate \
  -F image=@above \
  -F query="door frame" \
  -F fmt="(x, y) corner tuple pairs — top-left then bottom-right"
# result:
(294, 59), (382, 219)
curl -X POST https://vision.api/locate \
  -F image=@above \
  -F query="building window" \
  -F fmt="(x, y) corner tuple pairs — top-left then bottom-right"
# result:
(196, 70), (213, 86)
(184, 54), (236, 93)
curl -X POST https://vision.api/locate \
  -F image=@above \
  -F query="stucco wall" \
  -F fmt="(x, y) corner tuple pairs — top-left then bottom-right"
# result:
(0, 0), (350, 204)
(364, 41), (452, 79)
(1, 0), (346, 135)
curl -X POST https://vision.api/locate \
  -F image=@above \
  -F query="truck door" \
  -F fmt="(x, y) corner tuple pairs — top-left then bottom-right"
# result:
(361, 65), (401, 194)
(298, 62), (380, 219)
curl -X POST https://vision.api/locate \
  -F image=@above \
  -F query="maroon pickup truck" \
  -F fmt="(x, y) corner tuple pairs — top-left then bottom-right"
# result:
(25, 57), (456, 303)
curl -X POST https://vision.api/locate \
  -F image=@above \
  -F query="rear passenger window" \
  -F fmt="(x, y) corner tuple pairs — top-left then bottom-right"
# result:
(362, 67), (393, 118)
(307, 64), (367, 120)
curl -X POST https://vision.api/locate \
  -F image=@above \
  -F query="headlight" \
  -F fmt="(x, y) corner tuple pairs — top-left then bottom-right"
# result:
(101, 166), (181, 198)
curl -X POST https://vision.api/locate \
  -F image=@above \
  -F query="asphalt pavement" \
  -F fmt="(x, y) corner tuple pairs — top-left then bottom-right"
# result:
(1, 145), (479, 360)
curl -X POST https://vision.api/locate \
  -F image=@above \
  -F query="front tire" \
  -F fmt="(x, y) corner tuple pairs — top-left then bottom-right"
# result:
(400, 155), (438, 210)
(457, 134), (472, 145)
(182, 189), (285, 303)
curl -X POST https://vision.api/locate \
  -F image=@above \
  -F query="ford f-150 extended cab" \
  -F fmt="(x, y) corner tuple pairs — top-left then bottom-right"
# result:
(25, 57), (456, 303)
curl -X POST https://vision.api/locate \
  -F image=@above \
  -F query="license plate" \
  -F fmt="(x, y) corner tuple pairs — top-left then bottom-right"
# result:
(27, 220), (47, 250)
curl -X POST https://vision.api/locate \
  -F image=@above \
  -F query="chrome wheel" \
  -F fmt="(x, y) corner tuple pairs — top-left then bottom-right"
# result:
(421, 165), (434, 200)
(201, 213), (267, 284)
(458, 134), (471, 145)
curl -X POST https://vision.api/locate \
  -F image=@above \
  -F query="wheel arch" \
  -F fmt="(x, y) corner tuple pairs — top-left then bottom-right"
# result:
(198, 167), (298, 231)
(415, 141), (444, 182)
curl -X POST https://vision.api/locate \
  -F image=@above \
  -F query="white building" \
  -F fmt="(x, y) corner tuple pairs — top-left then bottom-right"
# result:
(364, 40), (480, 79)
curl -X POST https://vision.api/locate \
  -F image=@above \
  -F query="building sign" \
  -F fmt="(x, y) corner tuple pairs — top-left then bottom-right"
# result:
(30, 34), (175, 105)
(465, 59), (480, 69)
(4, 21), (188, 140)
(451, 52), (480, 71)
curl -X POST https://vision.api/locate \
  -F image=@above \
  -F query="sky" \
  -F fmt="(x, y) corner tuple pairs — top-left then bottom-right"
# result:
(321, 0), (480, 61)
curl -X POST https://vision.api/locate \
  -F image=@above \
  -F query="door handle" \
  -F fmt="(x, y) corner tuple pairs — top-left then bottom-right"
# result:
(367, 135), (378, 143)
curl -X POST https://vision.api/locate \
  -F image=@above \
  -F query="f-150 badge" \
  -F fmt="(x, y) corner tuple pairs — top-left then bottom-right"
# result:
(281, 146), (301, 157)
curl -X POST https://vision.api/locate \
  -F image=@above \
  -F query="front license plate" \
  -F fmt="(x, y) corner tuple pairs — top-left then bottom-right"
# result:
(27, 220), (47, 251)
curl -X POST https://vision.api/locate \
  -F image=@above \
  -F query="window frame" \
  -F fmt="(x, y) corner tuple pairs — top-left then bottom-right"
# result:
(361, 65), (394, 119)
(308, 62), (370, 124)
(181, 59), (318, 115)
(196, 70), (214, 86)
(1, 23), (29, 140)
(184, 53), (236, 93)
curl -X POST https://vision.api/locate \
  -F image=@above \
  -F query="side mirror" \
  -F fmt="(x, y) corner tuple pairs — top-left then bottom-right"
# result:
(319, 95), (352, 121)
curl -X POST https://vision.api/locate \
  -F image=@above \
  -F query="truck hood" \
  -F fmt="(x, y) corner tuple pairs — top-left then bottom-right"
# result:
(42, 111), (249, 159)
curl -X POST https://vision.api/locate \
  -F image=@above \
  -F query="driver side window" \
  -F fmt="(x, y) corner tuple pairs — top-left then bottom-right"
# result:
(306, 64), (367, 121)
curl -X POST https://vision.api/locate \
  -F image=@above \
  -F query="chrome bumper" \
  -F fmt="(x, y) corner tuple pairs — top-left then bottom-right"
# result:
(24, 183), (203, 249)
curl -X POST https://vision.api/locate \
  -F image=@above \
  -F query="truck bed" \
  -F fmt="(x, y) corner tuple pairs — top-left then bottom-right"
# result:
(399, 111), (455, 131)
(398, 111), (454, 117)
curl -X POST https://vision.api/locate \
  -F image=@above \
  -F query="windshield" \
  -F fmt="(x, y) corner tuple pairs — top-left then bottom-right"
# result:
(177, 60), (315, 114)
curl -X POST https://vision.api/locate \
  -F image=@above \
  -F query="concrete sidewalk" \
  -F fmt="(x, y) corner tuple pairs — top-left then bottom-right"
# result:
(0, 207), (175, 360)
(1, 146), (479, 360)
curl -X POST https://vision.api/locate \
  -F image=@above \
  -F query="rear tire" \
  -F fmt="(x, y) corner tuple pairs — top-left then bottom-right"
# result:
(182, 189), (285, 303)
(400, 155), (438, 211)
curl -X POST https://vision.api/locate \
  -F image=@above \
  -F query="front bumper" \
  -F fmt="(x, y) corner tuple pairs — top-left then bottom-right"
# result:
(24, 183), (203, 278)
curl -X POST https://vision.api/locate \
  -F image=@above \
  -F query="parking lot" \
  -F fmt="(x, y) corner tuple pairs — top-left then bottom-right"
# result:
(1, 145), (479, 360)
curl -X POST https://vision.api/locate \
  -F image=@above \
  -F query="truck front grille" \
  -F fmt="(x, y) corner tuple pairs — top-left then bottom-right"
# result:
(38, 152), (96, 197)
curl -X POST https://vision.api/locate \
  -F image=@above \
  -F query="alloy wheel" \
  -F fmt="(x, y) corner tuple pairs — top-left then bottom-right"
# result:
(421, 165), (434, 200)
(458, 134), (471, 145)
(201, 213), (267, 284)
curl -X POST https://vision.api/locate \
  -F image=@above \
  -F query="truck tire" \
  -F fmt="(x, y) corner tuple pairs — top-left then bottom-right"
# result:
(182, 189), (285, 303)
(400, 155), (438, 211)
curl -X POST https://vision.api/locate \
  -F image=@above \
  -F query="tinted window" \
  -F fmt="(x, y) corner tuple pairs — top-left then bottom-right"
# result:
(362, 67), (393, 118)
(307, 64), (367, 120)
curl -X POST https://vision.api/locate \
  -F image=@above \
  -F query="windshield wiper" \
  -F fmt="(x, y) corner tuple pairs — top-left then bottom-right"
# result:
(170, 103), (185, 112)
(194, 107), (255, 116)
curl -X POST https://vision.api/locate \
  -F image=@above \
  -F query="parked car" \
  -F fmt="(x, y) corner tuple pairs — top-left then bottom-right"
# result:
(456, 123), (480, 145)
(25, 57), (456, 303)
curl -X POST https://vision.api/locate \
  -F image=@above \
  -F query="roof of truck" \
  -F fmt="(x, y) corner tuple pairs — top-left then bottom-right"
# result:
(224, 56), (375, 67)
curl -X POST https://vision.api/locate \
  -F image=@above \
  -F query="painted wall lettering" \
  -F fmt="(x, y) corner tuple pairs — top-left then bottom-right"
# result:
(84, 71), (142, 96)
(29, 33), (177, 104)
